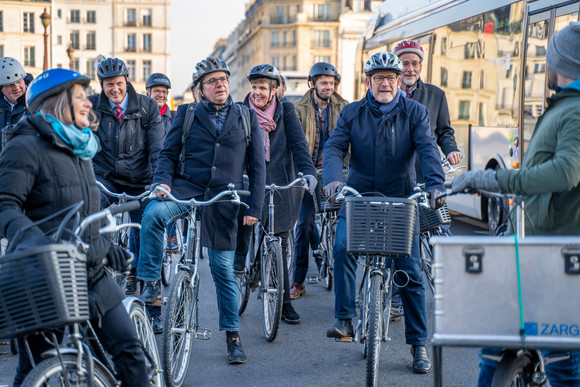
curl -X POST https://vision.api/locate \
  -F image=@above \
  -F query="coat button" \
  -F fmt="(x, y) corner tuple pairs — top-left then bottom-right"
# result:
(216, 143), (220, 148)
(211, 166), (216, 172)
(206, 188), (210, 193)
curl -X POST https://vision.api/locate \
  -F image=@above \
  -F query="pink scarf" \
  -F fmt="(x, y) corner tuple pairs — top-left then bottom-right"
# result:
(248, 96), (277, 161)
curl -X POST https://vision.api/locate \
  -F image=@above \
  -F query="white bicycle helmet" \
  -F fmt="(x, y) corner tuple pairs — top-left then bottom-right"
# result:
(0, 57), (27, 87)
(364, 52), (404, 76)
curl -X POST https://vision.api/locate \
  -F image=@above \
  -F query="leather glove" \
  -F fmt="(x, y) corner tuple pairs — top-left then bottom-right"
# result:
(451, 169), (499, 193)
(324, 181), (342, 199)
(303, 174), (318, 195)
(106, 244), (134, 273)
(427, 189), (446, 210)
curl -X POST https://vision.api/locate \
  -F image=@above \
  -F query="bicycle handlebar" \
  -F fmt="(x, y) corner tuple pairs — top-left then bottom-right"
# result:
(265, 173), (308, 193)
(150, 184), (250, 209)
(335, 185), (425, 203)
(96, 180), (150, 201)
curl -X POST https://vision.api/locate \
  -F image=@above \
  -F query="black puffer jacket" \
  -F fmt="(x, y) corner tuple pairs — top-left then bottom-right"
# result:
(0, 115), (123, 319)
(89, 83), (164, 187)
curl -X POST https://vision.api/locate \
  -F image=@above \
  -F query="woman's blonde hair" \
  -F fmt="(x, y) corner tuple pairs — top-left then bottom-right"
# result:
(38, 86), (98, 130)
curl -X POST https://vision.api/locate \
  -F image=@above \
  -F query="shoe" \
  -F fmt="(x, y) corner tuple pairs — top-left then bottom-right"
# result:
(151, 314), (163, 334)
(234, 254), (245, 273)
(124, 269), (137, 295)
(290, 282), (306, 299)
(411, 345), (432, 374)
(326, 319), (354, 339)
(139, 281), (161, 304)
(390, 304), (404, 321)
(165, 235), (180, 253)
(281, 303), (300, 324)
(226, 333), (247, 364)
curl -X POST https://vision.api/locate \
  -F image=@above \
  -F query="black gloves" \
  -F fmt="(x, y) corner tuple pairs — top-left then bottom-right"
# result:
(427, 189), (446, 210)
(324, 181), (342, 199)
(106, 244), (134, 273)
(451, 169), (499, 193)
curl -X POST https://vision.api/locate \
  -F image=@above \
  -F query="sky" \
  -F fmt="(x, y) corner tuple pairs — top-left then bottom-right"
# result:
(170, 0), (247, 95)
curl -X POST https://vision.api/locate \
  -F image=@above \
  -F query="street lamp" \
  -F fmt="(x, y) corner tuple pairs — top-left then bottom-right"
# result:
(66, 43), (74, 70)
(40, 8), (51, 71)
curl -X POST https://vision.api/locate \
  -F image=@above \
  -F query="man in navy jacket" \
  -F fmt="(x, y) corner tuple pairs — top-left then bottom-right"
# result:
(322, 52), (445, 374)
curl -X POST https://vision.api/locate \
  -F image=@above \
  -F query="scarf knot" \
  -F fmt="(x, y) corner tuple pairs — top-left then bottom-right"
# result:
(248, 96), (277, 162)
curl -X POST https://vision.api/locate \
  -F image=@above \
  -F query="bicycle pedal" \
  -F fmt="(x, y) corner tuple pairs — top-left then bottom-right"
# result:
(306, 275), (319, 284)
(335, 337), (354, 342)
(196, 328), (211, 340)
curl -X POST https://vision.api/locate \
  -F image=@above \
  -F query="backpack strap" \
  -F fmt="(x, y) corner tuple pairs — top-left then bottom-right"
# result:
(236, 103), (252, 147)
(179, 103), (197, 175)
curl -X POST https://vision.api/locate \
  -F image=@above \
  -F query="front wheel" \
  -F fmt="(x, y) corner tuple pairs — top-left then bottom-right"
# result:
(162, 269), (197, 387)
(322, 218), (337, 291)
(419, 233), (435, 294)
(366, 273), (386, 387)
(261, 240), (284, 342)
(127, 300), (162, 386)
(22, 354), (115, 386)
(491, 352), (534, 387)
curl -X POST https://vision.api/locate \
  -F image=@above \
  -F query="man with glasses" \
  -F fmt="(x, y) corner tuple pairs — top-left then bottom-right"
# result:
(291, 62), (348, 299)
(322, 52), (445, 374)
(0, 57), (33, 150)
(137, 57), (266, 364)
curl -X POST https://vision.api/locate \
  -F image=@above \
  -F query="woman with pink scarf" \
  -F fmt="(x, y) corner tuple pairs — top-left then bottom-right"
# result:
(235, 64), (317, 325)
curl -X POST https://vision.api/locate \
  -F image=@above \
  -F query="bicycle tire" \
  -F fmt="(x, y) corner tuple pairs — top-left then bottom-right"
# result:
(491, 352), (534, 387)
(286, 230), (295, 274)
(22, 353), (115, 386)
(161, 251), (173, 287)
(419, 233), (435, 294)
(128, 301), (162, 386)
(322, 218), (337, 291)
(262, 240), (284, 342)
(162, 269), (197, 387)
(366, 273), (385, 387)
(236, 269), (251, 316)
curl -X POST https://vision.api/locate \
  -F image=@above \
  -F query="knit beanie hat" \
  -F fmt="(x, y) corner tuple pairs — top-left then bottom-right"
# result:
(546, 21), (580, 80)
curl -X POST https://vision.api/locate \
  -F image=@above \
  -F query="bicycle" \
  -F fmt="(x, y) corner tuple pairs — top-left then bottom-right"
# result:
(332, 185), (424, 387)
(235, 175), (308, 341)
(150, 184), (249, 387)
(0, 201), (162, 386)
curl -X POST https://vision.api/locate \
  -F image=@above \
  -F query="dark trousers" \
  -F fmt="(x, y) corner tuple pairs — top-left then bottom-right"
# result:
(293, 192), (320, 284)
(14, 302), (148, 386)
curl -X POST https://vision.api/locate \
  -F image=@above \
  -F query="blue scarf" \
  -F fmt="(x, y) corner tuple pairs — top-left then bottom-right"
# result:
(40, 112), (98, 160)
(367, 89), (402, 115)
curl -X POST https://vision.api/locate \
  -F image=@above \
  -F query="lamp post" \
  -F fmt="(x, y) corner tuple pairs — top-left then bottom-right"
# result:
(66, 43), (74, 70)
(40, 8), (51, 71)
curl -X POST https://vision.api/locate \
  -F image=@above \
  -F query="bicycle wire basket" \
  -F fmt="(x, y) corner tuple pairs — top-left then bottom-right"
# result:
(418, 203), (451, 233)
(345, 196), (417, 258)
(313, 168), (349, 214)
(0, 243), (89, 339)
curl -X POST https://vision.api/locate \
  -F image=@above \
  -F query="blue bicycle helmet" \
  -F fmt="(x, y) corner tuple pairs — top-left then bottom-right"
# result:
(193, 57), (230, 87)
(26, 68), (90, 112)
(97, 58), (128, 81)
(247, 64), (281, 87)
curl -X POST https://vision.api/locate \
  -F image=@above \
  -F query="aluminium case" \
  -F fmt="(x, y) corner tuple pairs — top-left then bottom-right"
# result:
(431, 236), (580, 350)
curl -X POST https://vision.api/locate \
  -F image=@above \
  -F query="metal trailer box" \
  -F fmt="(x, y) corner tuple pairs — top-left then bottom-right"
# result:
(430, 236), (580, 350)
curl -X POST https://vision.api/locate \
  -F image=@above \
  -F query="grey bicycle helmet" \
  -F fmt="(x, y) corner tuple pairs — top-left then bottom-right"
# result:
(247, 64), (281, 87)
(308, 62), (339, 83)
(0, 57), (27, 87)
(97, 58), (128, 80)
(193, 57), (230, 87)
(364, 52), (403, 76)
(146, 73), (171, 89)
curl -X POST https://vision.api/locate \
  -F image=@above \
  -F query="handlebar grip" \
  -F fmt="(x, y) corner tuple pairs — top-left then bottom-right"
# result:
(237, 190), (251, 197)
(444, 181), (453, 189)
(110, 200), (140, 215)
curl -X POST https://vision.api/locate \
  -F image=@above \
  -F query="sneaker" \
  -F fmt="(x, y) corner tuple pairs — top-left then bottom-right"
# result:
(124, 270), (137, 295)
(226, 333), (247, 364)
(290, 282), (306, 299)
(281, 303), (300, 324)
(151, 314), (163, 334)
(234, 254), (245, 273)
(326, 319), (354, 339)
(139, 281), (161, 304)
(165, 235), (180, 253)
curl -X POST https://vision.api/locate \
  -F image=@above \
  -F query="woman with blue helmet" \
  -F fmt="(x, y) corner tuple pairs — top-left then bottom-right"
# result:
(0, 68), (148, 386)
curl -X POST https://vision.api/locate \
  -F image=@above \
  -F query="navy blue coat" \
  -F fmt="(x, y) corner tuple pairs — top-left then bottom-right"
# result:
(0, 74), (33, 151)
(154, 99), (266, 250)
(323, 91), (444, 205)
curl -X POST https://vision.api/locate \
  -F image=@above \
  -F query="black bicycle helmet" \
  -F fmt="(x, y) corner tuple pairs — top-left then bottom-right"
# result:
(364, 52), (403, 76)
(0, 57), (27, 87)
(193, 57), (230, 87)
(146, 73), (171, 89)
(97, 58), (129, 80)
(247, 64), (281, 87)
(308, 62), (339, 83)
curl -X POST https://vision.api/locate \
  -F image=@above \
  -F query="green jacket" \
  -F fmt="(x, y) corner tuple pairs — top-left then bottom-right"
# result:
(497, 87), (580, 235)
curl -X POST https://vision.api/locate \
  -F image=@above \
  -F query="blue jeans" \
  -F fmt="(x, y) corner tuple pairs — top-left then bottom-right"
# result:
(293, 193), (320, 283)
(478, 348), (580, 386)
(333, 216), (427, 346)
(137, 200), (239, 331)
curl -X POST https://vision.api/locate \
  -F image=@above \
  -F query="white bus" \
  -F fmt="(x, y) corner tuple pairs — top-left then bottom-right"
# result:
(356, 0), (579, 232)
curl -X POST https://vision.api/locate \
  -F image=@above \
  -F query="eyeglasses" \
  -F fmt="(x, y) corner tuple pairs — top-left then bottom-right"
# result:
(151, 89), (169, 96)
(402, 61), (422, 68)
(371, 75), (398, 85)
(203, 76), (229, 86)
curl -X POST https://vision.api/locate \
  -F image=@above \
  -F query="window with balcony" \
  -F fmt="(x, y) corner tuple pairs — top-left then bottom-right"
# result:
(441, 37), (447, 55)
(142, 9), (152, 27)
(440, 67), (448, 87)
(464, 42), (476, 59)
(143, 60), (152, 81)
(86, 59), (96, 79)
(71, 58), (79, 73)
(462, 71), (472, 89)
(70, 10), (80, 23)
(87, 11), (96, 24)
(271, 31), (280, 47)
(127, 60), (136, 81)
(314, 4), (331, 21)
(23, 12), (35, 33)
(70, 31), (80, 50)
(126, 9), (136, 26)
(143, 34), (152, 52)
(458, 101), (470, 120)
(86, 31), (96, 50)
(314, 55), (331, 63)
(275, 6), (284, 23)
(24, 46), (35, 67)
(272, 56), (280, 68)
(313, 30), (331, 48)
(127, 33), (136, 52)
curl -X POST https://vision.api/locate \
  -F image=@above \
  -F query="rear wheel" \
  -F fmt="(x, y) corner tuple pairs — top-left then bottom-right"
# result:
(491, 352), (534, 387)
(127, 301), (162, 386)
(366, 273), (385, 387)
(419, 233), (435, 294)
(22, 354), (115, 386)
(322, 218), (337, 291)
(261, 240), (284, 342)
(235, 265), (251, 316)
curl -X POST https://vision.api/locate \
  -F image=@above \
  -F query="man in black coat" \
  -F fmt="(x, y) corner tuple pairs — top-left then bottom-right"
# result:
(89, 58), (165, 298)
(0, 57), (33, 150)
(137, 57), (266, 364)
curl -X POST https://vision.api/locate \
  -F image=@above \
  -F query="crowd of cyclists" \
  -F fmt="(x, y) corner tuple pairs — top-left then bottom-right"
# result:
(1, 20), (580, 386)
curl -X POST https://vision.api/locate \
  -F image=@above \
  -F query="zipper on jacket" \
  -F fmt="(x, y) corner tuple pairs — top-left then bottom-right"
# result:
(391, 123), (395, 156)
